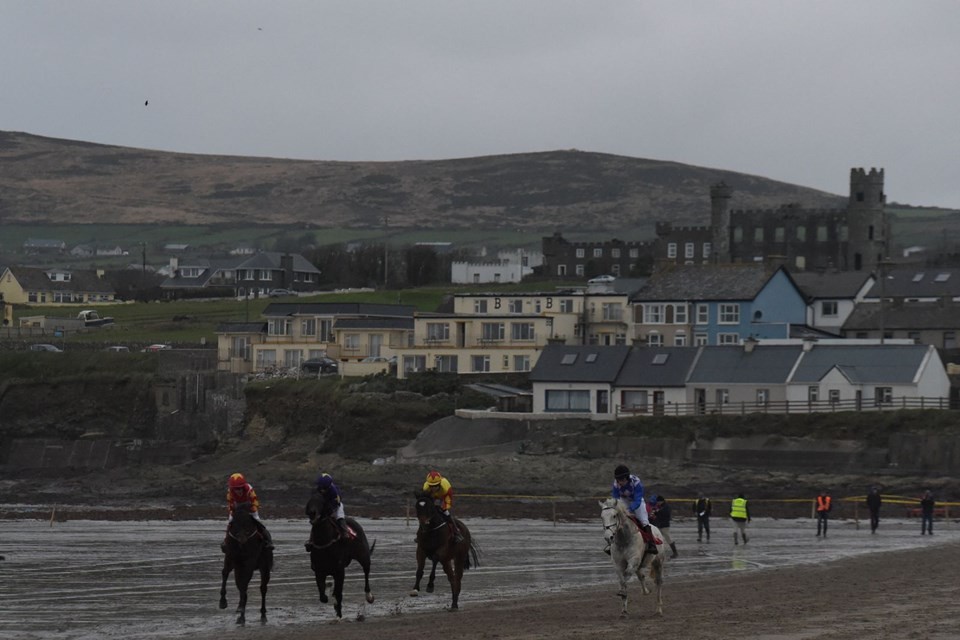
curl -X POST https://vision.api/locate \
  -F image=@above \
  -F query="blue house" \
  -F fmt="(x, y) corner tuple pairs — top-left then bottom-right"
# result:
(630, 264), (809, 346)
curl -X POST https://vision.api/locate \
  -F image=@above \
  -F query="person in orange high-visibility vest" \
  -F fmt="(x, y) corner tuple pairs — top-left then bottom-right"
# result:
(815, 489), (832, 538)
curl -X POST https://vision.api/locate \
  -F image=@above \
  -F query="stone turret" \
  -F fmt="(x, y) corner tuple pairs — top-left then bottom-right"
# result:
(846, 167), (887, 271)
(710, 182), (733, 263)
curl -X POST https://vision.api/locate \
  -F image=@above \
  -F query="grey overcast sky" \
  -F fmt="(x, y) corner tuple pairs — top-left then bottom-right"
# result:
(2, 1), (958, 208)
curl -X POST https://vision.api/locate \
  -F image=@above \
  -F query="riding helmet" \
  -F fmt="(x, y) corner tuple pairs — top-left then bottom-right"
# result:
(425, 470), (443, 486)
(315, 473), (333, 490)
(614, 465), (630, 480)
(228, 472), (246, 488)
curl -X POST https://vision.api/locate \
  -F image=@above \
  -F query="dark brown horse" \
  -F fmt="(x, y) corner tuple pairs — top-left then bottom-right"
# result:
(218, 504), (273, 625)
(409, 491), (480, 610)
(305, 494), (375, 620)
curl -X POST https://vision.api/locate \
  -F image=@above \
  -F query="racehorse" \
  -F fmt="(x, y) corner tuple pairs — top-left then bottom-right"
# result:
(409, 491), (480, 610)
(599, 497), (666, 616)
(218, 503), (273, 625)
(305, 493), (376, 620)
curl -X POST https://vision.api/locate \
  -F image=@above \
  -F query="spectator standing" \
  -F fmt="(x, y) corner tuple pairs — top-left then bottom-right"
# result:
(693, 493), (711, 542)
(650, 495), (678, 558)
(730, 493), (750, 545)
(866, 487), (882, 534)
(920, 490), (935, 535)
(815, 489), (832, 538)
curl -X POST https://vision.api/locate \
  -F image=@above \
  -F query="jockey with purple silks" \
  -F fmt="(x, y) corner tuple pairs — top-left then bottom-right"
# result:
(609, 464), (658, 555)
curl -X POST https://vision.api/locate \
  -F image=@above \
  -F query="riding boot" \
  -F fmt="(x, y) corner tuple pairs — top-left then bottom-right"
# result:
(256, 522), (275, 550)
(336, 518), (352, 540)
(669, 542), (678, 559)
(640, 524), (658, 555)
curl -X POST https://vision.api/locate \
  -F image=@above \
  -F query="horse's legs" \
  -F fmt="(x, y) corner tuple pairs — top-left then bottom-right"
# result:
(259, 565), (270, 623)
(219, 555), (232, 609)
(426, 559), (438, 593)
(332, 569), (345, 620)
(360, 551), (375, 604)
(442, 558), (460, 610)
(616, 560), (631, 617)
(410, 548), (426, 596)
(234, 567), (251, 626)
(314, 568), (329, 604)
(651, 557), (664, 616)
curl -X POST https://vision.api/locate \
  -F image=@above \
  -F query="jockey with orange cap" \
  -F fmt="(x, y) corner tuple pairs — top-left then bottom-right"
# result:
(422, 470), (463, 542)
(222, 472), (274, 551)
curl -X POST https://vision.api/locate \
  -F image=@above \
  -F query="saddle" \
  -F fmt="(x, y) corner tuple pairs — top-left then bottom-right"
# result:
(628, 516), (663, 545)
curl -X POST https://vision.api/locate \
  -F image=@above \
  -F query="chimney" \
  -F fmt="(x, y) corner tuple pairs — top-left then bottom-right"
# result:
(802, 339), (815, 352)
(281, 254), (294, 287)
(170, 256), (179, 274)
(743, 336), (758, 353)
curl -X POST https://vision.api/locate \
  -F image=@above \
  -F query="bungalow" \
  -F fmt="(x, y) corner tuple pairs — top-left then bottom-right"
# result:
(529, 344), (632, 414)
(0, 266), (116, 306)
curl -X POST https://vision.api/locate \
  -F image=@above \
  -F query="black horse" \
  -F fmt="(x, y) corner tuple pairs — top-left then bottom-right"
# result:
(305, 493), (375, 620)
(218, 504), (273, 625)
(409, 491), (480, 610)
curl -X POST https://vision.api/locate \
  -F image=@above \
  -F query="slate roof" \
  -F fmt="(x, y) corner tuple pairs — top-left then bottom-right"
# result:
(686, 345), (803, 384)
(791, 344), (930, 384)
(528, 344), (631, 383)
(215, 322), (267, 333)
(791, 271), (874, 300)
(631, 264), (774, 302)
(263, 303), (415, 318)
(864, 267), (960, 298)
(615, 347), (699, 387)
(237, 251), (320, 273)
(7, 267), (115, 294)
(842, 301), (960, 331)
(334, 317), (414, 330)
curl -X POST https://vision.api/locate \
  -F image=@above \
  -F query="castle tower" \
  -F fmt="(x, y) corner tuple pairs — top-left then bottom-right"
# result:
(710, 182), (733, 263)
(846, 167), (887, 271)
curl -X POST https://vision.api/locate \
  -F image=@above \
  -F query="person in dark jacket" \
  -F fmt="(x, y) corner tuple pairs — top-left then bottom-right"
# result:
(866, 486), (882, 534)
(920, 490), (935, 535)
(693, 493), (711, 542)
(650, 495), (678, 558)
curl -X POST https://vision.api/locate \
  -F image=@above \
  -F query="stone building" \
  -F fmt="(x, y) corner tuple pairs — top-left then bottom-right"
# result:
(540, 233), (653, 280)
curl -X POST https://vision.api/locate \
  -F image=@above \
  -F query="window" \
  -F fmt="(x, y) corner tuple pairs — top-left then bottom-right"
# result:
(283, 349), (302, 367)
(575, 264), (585, 276)
(696, 304), (709, 324)
(715, 389), (729, 405)
(856, 332), (869, 339)
(694, 333), (708, 346)
(944, 332), (957, 349)
(875, 387), (893, 405)
(435, 355), (458, 373)
(28, 292), (38, 303)
(622, 390), (648, 412)
(481, 322), (505, 342)
(644, 304), (665, 323)
(615, 333), (627, 345)
(403, 355), (426, 373)
(545, 389), (590, 412)
(534, 299), (542, 313)
(840, 225), (849, 241)
(718, 333), (739, 345)
(775, 227), (785, 242)
(593, 248), (603, 258)
(557, 264), (567, 276)
(560, 299), (574, 313)
(796, 226), (806, 241)
(611, 264), (621, 275)
(821, 301), (838, 317)
(259, 269), (271, 281)
(754, 228), (764, 242)
(343, 334), (360, 350)
(629, 248), (639, 258)
(602, 303), (622, 321)
(702, 243), (711, 260)
(808, 386), (819, 402)
(508, 299), (523, 313)
(318, 319), (333, 343)
(256, 349), (277, 368)
(576, 248), (585, 258)
(180, 267), (201, 278)
(474, 299), (488, 313)
(426, 322), (450, 342)
(230, 337), (251, 360)
(513, 355), (531, 371)
(685, 243), (695, 259)
(719, 303), (740, 324)
(907, 331), (920, 343)
(301, 318), (317, 337)
(674, 304), (687, 324)
(829, 389), (840, 404)
(817, 225), (828, 242)
(511, 322), (535, 340)
(646, 333), (663, 346)
(667, 243), (677, 259)
(471, 355), (491, 372)
(795, 256), (806, 270)
(674, 334), (687, 346)
(611, 248), (621, 258)
(756, 389), (769, 405)
(267, 319), (291, 336)
(733, 227), (743, 242)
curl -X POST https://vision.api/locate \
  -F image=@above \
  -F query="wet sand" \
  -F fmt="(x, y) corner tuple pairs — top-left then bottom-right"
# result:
(236, 539), (960, 640)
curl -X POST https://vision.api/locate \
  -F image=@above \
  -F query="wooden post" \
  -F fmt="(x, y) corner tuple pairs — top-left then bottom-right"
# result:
(49, 506), (56, 527)
(854, 500), (859, 530)
(405, 503), (410, 527)
(552, 501), (557, 527)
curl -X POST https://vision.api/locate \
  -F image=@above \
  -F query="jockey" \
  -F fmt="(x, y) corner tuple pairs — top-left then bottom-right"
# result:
(610, 464), (658, 555)
(422, 470), (463, 542)
(304, 472), (353, 551)
(223, 472), (274, 551)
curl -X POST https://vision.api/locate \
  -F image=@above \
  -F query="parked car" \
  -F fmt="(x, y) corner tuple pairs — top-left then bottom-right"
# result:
(269, 288), (295, 297)
(29, 343), (63, 352)
(587, 274), (616, 284)
(301, 357), (338, 374)
(105, 345), (130, 353)
(141, 344), (173, 352)
(361, 355), (397, 364)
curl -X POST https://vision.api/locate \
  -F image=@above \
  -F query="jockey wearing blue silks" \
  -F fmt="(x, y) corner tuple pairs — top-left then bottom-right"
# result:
(610, 464), (658, 555)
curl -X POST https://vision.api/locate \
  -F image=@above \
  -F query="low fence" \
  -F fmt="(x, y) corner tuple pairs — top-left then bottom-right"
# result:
(618, 396), (956, 417)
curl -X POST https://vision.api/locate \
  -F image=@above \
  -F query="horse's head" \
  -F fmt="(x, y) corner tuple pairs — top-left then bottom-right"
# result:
(414, 491), (438, 526)
(599, 498), (622, 547)
(228, 502), (259, 547)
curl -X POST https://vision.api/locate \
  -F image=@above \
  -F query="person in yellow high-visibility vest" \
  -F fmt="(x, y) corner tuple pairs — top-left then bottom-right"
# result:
(730, 493), (750, 545)
(815, 489), (832, 538)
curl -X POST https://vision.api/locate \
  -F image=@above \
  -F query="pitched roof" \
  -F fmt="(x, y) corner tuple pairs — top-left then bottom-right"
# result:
(334, 317), (414, 330)
(791, 344), (931, 384)
(237, 252), (320, 273)
(842, 301), (960, 330)
(7, 267), (115, 294)
(864, 267), (960, 298)
(528, 344), (631, 383)
(615, 347), (699, 387)
(791, 271), (874, 299)
(631, 264), (774, 302)
(263, 302), (415, 317)
(687, 345), (803, 384)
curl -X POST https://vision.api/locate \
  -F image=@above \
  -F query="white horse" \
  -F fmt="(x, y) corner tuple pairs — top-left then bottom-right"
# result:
(599, 497), (666, 616)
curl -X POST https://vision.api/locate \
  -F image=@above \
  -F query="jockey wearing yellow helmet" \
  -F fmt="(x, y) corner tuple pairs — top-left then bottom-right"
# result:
(422, 470), (463, 542)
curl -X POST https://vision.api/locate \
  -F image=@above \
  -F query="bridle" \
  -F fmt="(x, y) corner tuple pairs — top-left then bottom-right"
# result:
(601, 504), (622, 537)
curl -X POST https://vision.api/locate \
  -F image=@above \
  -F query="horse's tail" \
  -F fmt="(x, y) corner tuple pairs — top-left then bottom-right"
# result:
(369, 539), (376, 556)
(467, 539), (480, 570)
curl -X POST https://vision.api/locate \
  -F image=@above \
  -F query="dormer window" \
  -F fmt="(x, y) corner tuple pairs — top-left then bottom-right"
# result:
(180, 267), (201, 278)
(47, 271), (71, 282)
